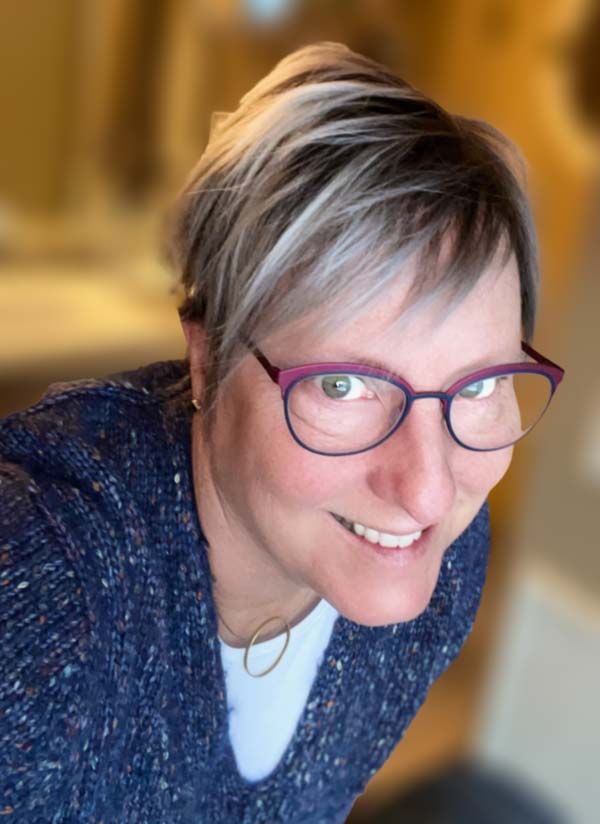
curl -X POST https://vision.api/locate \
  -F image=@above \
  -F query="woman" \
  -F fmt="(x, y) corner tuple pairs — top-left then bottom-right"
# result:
(0, 43), (564, 822)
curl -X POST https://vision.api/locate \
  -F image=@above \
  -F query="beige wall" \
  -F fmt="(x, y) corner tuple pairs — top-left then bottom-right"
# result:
(0, 0), (80, 211)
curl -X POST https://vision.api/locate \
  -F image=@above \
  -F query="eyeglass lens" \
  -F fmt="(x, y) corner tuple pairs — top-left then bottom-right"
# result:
(286, 371), (553, 454)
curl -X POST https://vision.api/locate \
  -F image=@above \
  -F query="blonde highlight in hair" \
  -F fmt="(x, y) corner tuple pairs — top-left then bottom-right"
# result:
(169, 42), (538, 420)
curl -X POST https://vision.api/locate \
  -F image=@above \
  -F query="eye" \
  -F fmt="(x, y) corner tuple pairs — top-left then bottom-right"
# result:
(317, 374), (373, 400)
(458, 376), (498, 400)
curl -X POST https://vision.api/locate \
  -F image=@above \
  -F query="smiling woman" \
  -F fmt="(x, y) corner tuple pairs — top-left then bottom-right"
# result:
(0, 42), (563, 823)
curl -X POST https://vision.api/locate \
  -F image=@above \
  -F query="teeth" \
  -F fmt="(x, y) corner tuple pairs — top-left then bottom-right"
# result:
(333, 514), (422, 549)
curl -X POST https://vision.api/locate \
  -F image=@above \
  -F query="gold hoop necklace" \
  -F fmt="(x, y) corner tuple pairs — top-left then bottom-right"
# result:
(217, 608), (291, 678)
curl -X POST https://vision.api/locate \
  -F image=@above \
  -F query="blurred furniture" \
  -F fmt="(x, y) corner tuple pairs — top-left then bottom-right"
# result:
(0, 263), (183, 418)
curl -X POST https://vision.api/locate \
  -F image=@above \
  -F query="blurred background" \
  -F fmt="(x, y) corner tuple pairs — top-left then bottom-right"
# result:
(0, 1), (598, 821)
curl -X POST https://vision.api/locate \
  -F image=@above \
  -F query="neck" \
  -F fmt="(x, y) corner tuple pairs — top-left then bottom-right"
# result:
(190, 416), (320, 647)
(211, 559), (320, 649)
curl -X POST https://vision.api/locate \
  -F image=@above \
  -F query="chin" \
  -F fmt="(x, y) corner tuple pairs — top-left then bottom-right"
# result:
(333, 584), (437, 628)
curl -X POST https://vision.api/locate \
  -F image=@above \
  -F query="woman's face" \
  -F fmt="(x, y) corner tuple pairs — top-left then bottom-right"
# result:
(187, 254), (522, 626)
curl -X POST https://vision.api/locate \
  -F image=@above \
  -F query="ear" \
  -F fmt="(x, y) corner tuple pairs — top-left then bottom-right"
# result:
(181, 319), (207, 402)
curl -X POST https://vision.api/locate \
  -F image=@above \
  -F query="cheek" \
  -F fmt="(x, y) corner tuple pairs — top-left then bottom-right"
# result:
(260, 438), (354, 509)
(217, 385), (352, 509)
(456, 446), (514, 497)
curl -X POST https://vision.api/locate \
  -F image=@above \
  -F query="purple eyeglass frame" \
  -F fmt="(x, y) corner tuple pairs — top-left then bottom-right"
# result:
(249, 341), (565, 456)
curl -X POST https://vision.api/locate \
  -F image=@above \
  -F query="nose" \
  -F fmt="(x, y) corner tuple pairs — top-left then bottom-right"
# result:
(365, 399), (457, 526)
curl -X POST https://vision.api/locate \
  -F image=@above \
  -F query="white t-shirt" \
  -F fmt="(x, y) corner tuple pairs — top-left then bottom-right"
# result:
(219, 598), (339, 782)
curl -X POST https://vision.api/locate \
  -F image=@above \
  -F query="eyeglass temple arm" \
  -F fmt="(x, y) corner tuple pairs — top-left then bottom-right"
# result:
(521, 341), (564, 379)
(242, 338), (281, 384)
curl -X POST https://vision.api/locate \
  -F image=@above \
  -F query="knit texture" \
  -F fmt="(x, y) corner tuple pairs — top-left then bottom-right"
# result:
(0, 360), (490, 823)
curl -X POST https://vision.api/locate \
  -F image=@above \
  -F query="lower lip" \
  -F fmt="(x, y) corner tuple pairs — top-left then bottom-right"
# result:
(331, 514), (432, 566)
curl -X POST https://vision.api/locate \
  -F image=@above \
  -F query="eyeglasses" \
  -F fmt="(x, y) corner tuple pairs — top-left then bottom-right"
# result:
(249, 342), (564, 456)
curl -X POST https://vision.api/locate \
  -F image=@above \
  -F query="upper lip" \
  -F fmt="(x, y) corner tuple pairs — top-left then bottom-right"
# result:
(331, 512), (428, 536)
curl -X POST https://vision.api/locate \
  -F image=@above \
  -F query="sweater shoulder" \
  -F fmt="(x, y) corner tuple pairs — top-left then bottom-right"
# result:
(0, 358), (191, 436)
(0, 359), (192, 489)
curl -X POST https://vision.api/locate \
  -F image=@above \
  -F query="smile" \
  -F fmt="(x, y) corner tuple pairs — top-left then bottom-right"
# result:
(331, 513), (422, 549)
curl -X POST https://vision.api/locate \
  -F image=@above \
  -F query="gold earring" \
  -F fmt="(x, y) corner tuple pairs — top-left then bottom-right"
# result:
(191, 398), (202, 412)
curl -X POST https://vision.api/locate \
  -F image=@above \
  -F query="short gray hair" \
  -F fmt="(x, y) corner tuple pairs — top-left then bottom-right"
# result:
(170, 42), (538, 418)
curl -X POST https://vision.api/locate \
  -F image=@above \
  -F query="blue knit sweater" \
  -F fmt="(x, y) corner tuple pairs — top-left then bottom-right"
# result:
(0, 360), (490, 823)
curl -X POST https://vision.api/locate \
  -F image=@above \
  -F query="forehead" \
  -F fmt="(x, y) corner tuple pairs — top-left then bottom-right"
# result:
(269, 255), (522, 383)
